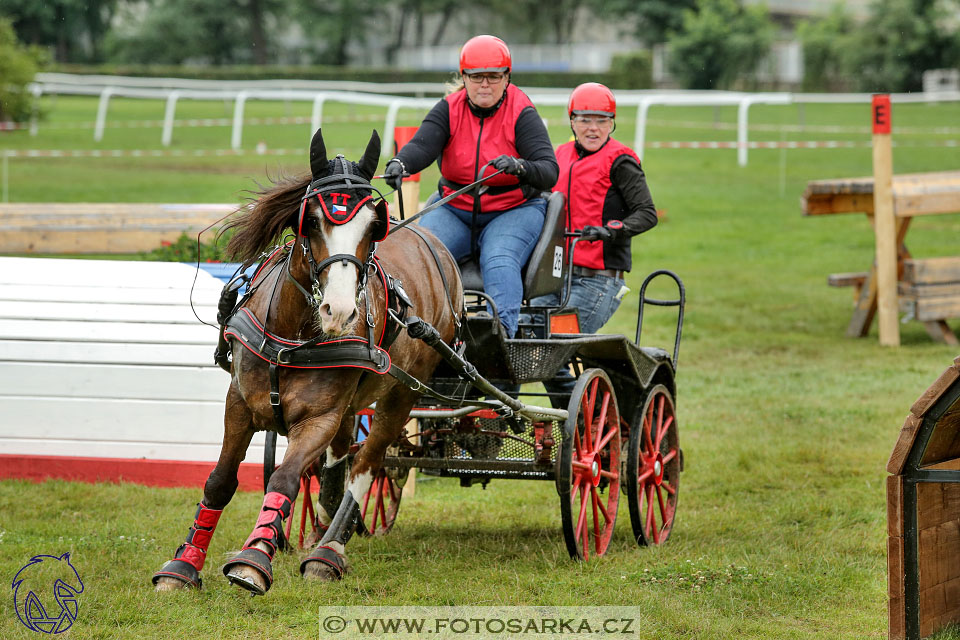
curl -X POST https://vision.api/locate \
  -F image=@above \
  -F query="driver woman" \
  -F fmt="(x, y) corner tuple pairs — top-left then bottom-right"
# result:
(383, 35), (558, 339)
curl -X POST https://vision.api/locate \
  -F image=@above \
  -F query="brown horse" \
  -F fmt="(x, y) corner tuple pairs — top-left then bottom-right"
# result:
(152, 129), (463, 594)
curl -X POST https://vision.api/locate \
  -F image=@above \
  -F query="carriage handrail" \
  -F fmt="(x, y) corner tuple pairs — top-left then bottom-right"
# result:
(635, 269), (685, 369)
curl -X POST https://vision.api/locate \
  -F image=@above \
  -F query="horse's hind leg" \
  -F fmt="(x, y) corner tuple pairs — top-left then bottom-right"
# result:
(153, 384), (255, 592)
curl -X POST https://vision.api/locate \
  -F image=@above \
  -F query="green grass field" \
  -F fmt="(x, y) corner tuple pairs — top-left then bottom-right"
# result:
(2, 95), (960, 639)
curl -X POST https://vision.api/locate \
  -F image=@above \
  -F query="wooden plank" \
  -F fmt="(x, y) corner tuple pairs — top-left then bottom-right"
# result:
(0, 339), (215, 366)
(904, 258), (960, 285)
(0, 454), (267, 492)
(918, 483), (945, 532)
(921, 321), (960, 347)
(0, 361), (229, 401)
(911, 366), (960, 417)
(0, 300), (218, 325)
(801, 170), (960, 216)
(847, 264), (878, 337)
(0, 202), (236, 216)
(889, 475), (904, 537)
(0, 257), (222, 288)
(802, 192), (875, 216)
(890, 594), (906, 640)
(0, 318), (217, 344)
(0, 229), (222, 254)
(889, 535), (905, 597)
(915, 298), (960, 323)
(900, 282), (960, 299)
(888, 414), (922, 475)
(0, 436), (283, 465)
(828, 272), (868, 287)
(0, 283), (221, 306)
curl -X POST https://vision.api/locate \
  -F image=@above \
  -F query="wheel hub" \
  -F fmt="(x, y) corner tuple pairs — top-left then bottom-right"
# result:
(586, 452), (602, 487)
(653, 452), (664, 486)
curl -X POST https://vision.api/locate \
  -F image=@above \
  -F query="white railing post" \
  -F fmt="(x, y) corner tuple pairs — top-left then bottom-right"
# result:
(634, 98), (653, 162)
(94, 87), (114, 142)
(737, 96), (756, 167)
(162, 90), (180, 147)
(231, 91), (249, 150)
(310, 94), (327, 137)
(29, 85), (41, 136)
(382, 100), (403, 158)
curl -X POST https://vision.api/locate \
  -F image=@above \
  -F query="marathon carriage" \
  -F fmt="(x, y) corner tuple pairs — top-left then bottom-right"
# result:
(267, 188), (686, 562)
(152, 131), (685, 596)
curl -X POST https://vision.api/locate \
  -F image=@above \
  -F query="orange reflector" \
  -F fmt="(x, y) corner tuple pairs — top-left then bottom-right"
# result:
(550, 313), (580, 334)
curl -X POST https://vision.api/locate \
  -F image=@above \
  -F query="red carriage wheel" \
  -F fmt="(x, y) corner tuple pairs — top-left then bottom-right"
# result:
(355, 468), (403, 536)
(626, 384), (680, 546)
(556, 368), (621, 561)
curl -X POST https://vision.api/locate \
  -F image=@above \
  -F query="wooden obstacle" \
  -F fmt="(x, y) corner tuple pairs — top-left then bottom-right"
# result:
(0, 257), (276, 489)
(0, 203), (235, 253)
(802, 170), (960, 345)
(887, 355), (960, 639)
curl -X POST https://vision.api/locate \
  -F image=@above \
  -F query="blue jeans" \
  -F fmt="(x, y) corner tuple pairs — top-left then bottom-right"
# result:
(419, 198), (546, 337)
(531, 274), (625, 407)
(530, 274), (625, 334)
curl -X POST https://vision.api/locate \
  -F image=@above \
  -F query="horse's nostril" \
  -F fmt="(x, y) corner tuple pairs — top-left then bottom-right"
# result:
(347, 309), (358, 325)
(319, 303), (332, 318)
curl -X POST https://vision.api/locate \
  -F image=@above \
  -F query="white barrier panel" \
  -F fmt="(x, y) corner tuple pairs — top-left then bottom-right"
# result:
(0, 257), (285, 467)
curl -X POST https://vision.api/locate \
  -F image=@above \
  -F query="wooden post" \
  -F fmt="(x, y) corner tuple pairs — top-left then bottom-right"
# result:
(393, 126), (421, 218)
(872, 94), (900, 347)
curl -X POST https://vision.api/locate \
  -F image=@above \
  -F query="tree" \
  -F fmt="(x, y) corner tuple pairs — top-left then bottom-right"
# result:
(0, 16), (44, 122)
(0, 0), (117, 62)
(848, 0), (960, 92)
(588, 0), (697, 45)
(796, 5), (857, 92)
(666, 0), (774, 90)
(107, 0), (286, 65)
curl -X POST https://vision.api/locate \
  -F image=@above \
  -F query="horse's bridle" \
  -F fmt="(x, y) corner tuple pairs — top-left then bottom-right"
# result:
(288, 155), (390, 309)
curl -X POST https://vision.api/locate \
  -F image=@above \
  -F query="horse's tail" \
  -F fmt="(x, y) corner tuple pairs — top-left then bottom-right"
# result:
(222, 173), (311, 263)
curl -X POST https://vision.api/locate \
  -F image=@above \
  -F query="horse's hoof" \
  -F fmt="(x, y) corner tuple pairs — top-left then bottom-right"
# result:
(300, 545), (348, 581)
(222, 547), (273, 595)
(225, 566), (268, 596)
(153, 576), (191, 592)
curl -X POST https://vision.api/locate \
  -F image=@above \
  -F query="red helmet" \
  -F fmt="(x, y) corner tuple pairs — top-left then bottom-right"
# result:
(459, 35), (511, 75)
(568, 83), (616, 118)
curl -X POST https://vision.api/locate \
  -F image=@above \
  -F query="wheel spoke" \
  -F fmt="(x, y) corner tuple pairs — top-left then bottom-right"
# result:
(661, 480), (677, 496)
(574, 482), (588, 542)
(371, 477), (383, 532)
(581, 487), (590, 561)
(586, 377), (599, 422)
(594, 488), (613, 524)
(637, 468), (653, 484)
(656, 485), (668, 524)
(655, 414), (674, 450)
(597, 422), (617, 452)
(387, 477), (400, 502)
(591, 487), (601, 554)
(573, 424), (584, 457)
(377, 483), (388, 532)
(595, 392), (610, 451)
(644, 483), (656, 540)
(662, 448), (678, 464)
(599, 468), (619, 482)
(643, 404), (655, 453)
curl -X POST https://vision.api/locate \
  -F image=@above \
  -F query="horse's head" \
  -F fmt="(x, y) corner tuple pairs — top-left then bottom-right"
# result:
(298, 129), (388, 336)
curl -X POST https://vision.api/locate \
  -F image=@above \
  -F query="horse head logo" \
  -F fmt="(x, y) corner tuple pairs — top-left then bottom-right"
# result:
(11, 553), (84, 634)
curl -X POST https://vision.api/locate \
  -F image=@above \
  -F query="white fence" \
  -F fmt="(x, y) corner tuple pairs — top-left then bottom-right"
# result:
(0, 257), (284, 466)
(26, 74), (960, 167)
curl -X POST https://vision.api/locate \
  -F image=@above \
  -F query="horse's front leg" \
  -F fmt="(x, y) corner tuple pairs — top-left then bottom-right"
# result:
(301, 387), (419, 581)
(153, 384), (255, 591)
(222, 411), (342, 595)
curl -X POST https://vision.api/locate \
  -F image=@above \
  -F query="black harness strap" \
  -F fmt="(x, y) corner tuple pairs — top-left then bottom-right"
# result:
(400, 224), (461, 332)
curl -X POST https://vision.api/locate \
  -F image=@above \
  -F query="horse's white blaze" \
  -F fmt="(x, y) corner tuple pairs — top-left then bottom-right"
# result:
(346, 470), (374, 506)
(317, 207), (375, 335)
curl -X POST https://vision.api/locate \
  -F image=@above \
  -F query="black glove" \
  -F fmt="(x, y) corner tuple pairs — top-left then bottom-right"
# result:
(580, 225), (614, 242)
(383, 159), (405, 190)
(491, 155), (526, 177)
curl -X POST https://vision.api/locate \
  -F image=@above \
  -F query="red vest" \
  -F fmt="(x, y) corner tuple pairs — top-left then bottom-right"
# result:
(555, 138), (639, 270)
(440, 84), (534, 212)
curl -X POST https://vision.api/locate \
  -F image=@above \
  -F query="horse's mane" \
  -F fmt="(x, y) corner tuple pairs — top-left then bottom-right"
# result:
(222, 173), (311, 263)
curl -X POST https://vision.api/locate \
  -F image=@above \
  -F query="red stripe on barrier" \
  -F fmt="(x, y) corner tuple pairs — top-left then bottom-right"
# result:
(0, 454), (265, 491)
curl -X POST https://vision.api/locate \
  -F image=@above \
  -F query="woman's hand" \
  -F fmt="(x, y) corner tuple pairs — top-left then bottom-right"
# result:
(491, 155), (526, 177)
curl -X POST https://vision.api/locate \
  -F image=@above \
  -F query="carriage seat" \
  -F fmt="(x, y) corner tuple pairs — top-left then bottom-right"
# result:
(457, 191), (566, 301)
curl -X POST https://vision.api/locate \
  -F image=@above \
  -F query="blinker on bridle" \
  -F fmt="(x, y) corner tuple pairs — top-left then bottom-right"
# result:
(289, 154), (391, 309)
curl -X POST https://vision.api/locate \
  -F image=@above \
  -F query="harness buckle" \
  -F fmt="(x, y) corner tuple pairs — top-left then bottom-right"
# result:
(269, 390), (281, 406)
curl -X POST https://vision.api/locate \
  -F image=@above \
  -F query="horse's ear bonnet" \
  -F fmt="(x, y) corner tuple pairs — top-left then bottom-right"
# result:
(300, 129), (389, 242)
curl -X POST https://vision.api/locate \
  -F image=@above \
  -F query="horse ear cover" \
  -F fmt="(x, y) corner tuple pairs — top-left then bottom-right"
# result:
(309, 128), (328, 180)
(358, 130), (381, 180)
